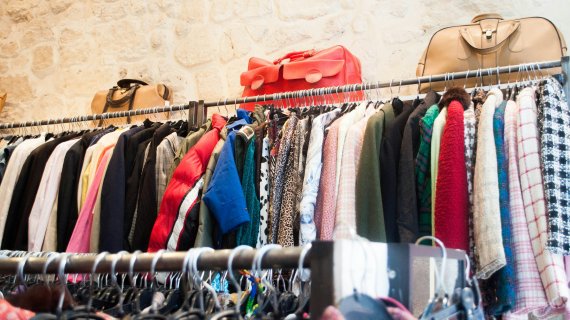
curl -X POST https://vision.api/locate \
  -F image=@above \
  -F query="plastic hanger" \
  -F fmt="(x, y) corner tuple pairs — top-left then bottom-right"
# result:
(210, 245), (254, 320)
(283, 244), (312, 319)
(337, 237), (391, 320)
(100, 251), (128, 317)
(133, 249), (168, 320)
(415, 236), (484, 320)
(66, 252), (110, 320)
(172, 248), (206, 320)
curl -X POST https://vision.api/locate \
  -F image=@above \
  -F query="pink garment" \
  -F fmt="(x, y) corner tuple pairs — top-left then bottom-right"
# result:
(0, 299), (35, 319)
(517, 88), (568, 308)
(315, 118), (341, 240)
(66, 148), (113, 253)
(504, 100), (549, 316)
(335, 115), (371, 239)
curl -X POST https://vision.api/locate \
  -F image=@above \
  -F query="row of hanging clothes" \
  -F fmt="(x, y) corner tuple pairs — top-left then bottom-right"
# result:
(0, 68), (569, 319)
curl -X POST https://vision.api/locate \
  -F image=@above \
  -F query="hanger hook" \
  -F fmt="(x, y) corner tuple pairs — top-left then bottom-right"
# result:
(227, 245), (253, 313)
(464, 254), (471, 284)
(42, 252), (61, 286)
(191, 248), (221, 310)
(56, 254), (70, 316)
(87, 252), (109, 311)
(16, 254), (31, 288)
(252, 244), (281, 310)
(110, 251), (128, 314)
(252, 244), (281, 277)
(496, 66), (501, 87)
(416, 236), (448, 296)
(297, 243), (312, 282)
(149, 249), (165, 289)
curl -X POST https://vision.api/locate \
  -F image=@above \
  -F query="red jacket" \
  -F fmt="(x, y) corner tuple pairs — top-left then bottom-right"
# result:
(147, 114), (227, 252)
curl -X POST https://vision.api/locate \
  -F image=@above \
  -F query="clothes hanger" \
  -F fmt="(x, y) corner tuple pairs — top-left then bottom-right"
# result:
(99, 251), (128, 317)
(172, 248), (205, 320)
(191, 248), (221, 314)
(124, 250), (143, 315)
(65, 252), (110, 320)
(29, 254), (72, 319)
(415, 236), (448, 319)
(415, 236), (483, 320)
(250, 245), (283, 318)
(132, 249), (168, 320)
(210, 246), (254, 320)
(337, 237), (391, 320)
(283, 244), (312, 320)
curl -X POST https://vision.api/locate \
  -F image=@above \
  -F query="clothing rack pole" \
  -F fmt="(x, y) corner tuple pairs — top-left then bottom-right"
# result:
(0, 246), (310, 275)
(0, 58), (565, 131)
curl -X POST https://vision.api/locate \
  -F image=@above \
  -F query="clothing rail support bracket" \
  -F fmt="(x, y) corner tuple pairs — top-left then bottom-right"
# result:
(562, 56), (570, 101)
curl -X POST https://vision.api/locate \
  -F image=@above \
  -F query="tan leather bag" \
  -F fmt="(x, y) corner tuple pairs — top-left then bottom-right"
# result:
(417, 14), (567, 92)
(0, 93), (6, 114)
(90, 79), (173, 126)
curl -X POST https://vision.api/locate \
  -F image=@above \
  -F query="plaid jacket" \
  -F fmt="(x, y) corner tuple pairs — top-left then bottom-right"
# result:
(538, 77), (570, 255)
(504, 100), (549, 316)
(517, 87), (568, 307)
(415, 104), (439, 236)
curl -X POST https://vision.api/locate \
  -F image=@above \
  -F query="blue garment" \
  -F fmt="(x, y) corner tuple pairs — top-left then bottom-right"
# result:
(203, 131), (250, 234)
(226, 109), (254, 131)
(89, 126), (115, 146)
(226, 119), (250, 131)
(99, 125), (144, 252)
(491, 101), (516, 315)
(237, 109), (253, 124)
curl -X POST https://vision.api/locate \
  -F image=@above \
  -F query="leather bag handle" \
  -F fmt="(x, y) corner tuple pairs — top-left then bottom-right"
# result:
(273, 49), (316, 64)
(117, 78), (148, 89)
(471, 13), (503, 23)
(459, 21), (520, 55)
(98, 85), (140, 126)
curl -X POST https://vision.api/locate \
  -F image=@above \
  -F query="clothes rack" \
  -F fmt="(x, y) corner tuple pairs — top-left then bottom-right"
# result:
(0, 246), (309, 275)
(0, 241), (467, 318)
(0, 58), (567, 130)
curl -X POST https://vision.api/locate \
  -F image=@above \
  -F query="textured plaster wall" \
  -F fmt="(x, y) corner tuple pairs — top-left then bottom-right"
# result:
(0, 0), (569, 123)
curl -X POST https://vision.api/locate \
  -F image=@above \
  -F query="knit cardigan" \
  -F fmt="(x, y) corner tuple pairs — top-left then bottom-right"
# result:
(473, 89), (505, 279)
(434, 101), (468, 251)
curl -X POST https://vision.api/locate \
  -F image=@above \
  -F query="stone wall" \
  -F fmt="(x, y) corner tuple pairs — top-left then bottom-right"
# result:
(0, 0), (569, 123)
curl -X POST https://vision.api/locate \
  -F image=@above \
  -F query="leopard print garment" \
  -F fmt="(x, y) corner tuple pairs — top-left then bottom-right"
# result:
(269, 116), (298, 243)
(278, 119), (301, 247)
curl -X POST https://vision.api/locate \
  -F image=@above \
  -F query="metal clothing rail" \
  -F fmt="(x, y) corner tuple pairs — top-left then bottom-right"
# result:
(0, 58), (567, 130)
(0, 247), (309, 275)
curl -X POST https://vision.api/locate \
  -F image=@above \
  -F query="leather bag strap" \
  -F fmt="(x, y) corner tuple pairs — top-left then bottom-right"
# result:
(273, 49), (317, 64)
(117, 79), (148, 89)
(471, 13), (503, 23)
(98, 85), (140, 126)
